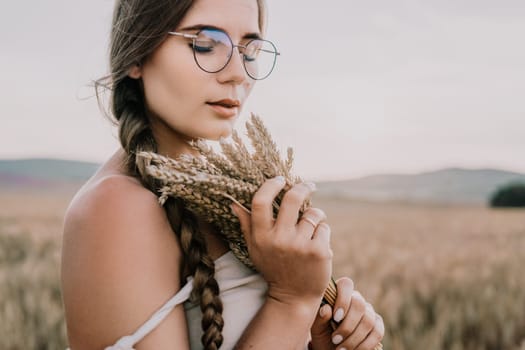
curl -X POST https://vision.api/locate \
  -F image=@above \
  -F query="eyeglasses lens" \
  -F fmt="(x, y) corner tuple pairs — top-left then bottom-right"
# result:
(243, 39), (277, 80)
(193, 29), (231, 73)
(193, 29), (277, 80)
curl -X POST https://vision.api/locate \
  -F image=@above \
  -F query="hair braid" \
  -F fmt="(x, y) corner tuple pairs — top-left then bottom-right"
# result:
(179, 207), (224, 349)
(112, 76), (225, 349)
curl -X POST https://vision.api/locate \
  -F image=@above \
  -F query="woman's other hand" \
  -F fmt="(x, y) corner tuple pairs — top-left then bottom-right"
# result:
(232, 176), (333, 308)
(310, 277), (384, 350)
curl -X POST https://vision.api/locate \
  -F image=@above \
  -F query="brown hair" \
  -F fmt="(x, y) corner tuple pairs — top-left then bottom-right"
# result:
(95, 0), (266, 349)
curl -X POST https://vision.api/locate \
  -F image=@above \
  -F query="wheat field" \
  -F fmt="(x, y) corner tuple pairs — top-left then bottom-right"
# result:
(1, 190), (524, 349)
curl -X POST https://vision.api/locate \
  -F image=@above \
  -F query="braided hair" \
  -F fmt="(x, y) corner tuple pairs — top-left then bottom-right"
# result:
(95, 1), (267, 348)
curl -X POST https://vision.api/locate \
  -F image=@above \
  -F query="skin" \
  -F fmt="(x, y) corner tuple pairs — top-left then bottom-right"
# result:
(61, 0), (384, 349)
(128, 0), (258, 156)
(309, 278), (386, 350)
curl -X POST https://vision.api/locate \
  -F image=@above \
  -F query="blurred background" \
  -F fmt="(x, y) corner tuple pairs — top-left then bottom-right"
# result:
(1, 0), (524, 349)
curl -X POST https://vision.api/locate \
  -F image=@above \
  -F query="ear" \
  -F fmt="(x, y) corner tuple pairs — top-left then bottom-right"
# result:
(128, 63), (142, 79)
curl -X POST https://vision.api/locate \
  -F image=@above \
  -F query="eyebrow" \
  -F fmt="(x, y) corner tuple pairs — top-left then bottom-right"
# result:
(177, 24), (262, 40)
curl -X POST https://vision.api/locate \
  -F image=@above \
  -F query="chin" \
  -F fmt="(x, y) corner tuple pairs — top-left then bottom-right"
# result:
(200, 128), (234, 141)
(193, 116), (237, 141)
(216, 129), (234, 140)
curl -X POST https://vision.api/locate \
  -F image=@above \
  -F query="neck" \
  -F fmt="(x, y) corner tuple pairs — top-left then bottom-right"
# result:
(149, 119), (201, 159)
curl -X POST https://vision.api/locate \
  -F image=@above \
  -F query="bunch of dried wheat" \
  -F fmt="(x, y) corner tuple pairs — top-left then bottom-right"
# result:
(136, 114), (383, 348)
(137, 113), (310, 269)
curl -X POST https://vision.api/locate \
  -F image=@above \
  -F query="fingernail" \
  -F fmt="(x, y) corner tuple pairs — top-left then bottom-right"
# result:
(305, 181), (317, 191)
(332, 334), (343, 345)
(333, 308), (344, 323)
(340, 348), (347, 350)
(274, 176), (285, 184)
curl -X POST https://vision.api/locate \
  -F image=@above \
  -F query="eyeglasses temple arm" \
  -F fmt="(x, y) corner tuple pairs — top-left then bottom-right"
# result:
(260, 49), (280, 55)
(167, 31), (198, 39)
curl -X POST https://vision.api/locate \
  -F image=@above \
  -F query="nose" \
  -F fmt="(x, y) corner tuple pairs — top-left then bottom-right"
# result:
(216, 46), (248, 85)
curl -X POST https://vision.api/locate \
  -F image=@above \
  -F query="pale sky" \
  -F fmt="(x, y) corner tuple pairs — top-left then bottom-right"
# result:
(1, 0), (524, 181)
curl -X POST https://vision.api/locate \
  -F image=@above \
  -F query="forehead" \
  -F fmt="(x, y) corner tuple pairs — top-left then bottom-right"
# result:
(178, 0), (260, 36)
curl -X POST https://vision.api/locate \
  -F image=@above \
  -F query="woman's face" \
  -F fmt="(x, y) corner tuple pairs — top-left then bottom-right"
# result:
(132, 0), (260, 155)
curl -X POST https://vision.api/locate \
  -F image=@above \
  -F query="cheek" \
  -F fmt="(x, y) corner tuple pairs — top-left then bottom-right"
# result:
(142, 54), (204, 117)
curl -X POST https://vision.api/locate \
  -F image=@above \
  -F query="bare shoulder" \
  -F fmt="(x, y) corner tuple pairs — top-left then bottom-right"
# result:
(64, 173), (163, 233)
(62, 174), (189, 349)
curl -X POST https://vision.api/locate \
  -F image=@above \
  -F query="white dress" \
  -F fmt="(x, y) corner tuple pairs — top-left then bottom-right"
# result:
(103, 251), (269, 350)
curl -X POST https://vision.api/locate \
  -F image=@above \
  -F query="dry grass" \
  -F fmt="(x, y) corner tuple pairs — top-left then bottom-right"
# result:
(1, 190), (525, 349)
(314, 196), (525, 350)
(0, 191), (70, 349)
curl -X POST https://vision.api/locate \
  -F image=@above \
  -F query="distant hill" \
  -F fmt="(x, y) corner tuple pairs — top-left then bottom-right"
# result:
(0, 158), (100, 191)
(1, 159), (525, 204)
(317, 168), (525, 204)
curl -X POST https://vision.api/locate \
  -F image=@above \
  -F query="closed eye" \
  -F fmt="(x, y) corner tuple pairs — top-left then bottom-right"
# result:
(193, 44), (214, 53)
(244, 53), (257, 62)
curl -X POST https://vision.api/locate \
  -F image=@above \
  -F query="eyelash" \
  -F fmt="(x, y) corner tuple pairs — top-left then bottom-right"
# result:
(193, 45), (213, 53)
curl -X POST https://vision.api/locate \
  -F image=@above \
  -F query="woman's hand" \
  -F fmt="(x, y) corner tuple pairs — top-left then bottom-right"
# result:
(232, 176), (333, 308)
(310, 277), (384, 350)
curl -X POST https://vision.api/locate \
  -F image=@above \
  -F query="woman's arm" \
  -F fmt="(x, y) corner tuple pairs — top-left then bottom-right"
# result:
(232, 177), (334, 349)
(235, 297), (318, 349)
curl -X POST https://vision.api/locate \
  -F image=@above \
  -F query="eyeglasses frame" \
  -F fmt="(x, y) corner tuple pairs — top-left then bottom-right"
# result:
(167, 28), (280, 80)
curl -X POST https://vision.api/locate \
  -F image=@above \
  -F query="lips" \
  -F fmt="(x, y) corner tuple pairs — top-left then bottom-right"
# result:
(206, 99), (241, 108)
(206, 98), (240, 118)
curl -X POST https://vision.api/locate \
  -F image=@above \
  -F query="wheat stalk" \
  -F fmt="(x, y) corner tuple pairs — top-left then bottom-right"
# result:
(137, 113), (382, 349)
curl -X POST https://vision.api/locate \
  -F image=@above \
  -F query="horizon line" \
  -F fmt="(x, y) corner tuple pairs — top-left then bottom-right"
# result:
(1, 156), (524, 182)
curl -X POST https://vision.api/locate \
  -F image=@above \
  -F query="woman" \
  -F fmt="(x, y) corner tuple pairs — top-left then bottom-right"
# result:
(61, 0), (385, 349)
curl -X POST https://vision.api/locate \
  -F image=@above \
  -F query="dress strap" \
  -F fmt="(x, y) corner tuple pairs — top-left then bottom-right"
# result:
(104, 278), (194, 350)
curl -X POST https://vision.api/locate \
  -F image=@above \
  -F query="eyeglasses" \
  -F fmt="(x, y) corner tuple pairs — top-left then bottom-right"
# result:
(168, 27), (280, 80)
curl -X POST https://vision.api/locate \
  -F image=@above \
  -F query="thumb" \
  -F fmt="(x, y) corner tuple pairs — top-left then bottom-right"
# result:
(231, 203), (252, 240)
(310, 304), (333, 349)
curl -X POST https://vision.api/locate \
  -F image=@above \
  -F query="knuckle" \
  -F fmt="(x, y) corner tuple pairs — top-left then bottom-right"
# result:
(251, 195), (268, 210)
(251, 231), (265, 246)
(317, 222), (331, 233)
(313, 207), (328, 221)
(284, 187), (304, 204)
(352, 290), (364, 301)
(304, 207), (327, 221)
(313, 228), (326, 240)
(315, 225), (331, 242)
(310, 243), (333, 261)
(362, 311), (376, 329)
(303, 242), (318, 256)
(271, 234), (287, 249)
(289, 242), (307, 257)
(305, 242), (320, 257)
(308, 246), (323, 260)
(351, 291), (367, 313)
